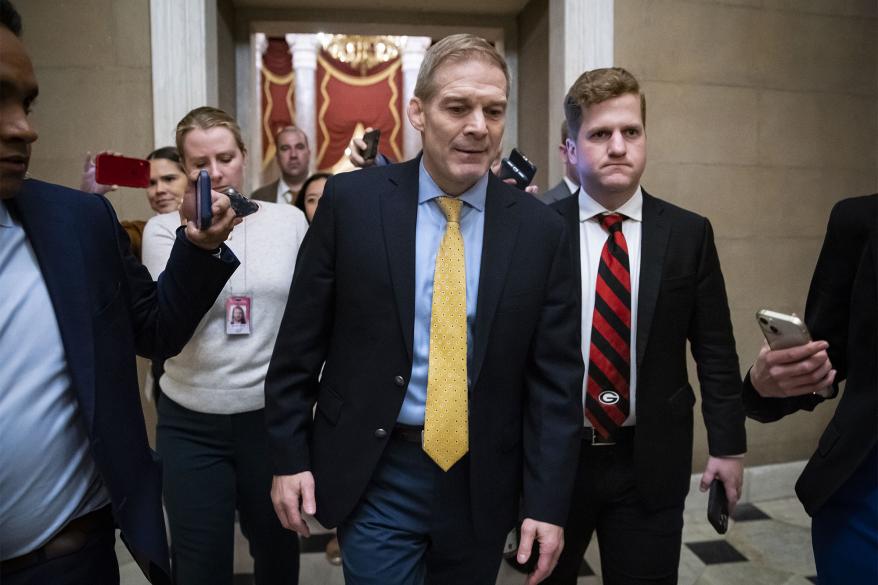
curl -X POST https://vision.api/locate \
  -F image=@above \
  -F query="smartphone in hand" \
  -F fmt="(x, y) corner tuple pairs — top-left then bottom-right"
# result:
(756, 309), (832, 397)
(95, 153), (150, 188)
(498, 148), (537, 189)
(362, 128), (381, 160)
(196, 170), (212, 230)
(707, 478), (729, 534)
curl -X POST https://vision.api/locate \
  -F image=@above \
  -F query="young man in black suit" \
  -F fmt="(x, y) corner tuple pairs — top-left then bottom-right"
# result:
(744, 194), (877, 585)
(545, 67), (747, 584)
(265, 34), (584, 585)
(0, 2), (239, 583)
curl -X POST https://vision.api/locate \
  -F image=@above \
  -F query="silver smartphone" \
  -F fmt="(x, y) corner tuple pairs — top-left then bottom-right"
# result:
(755, 309), (832, 397)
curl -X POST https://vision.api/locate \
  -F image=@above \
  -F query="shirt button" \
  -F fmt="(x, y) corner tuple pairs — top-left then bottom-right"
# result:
(394, 375), (406, 387)
(374, 428), (388, 439)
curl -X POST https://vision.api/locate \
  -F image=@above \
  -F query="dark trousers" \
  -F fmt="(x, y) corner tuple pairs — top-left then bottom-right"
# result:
(337, 435), (506, 585)
(544, 434), (684, 585)
(812, 445), (878, 585)
(157, 394), (299, 585)
(2, 527), (118, 585)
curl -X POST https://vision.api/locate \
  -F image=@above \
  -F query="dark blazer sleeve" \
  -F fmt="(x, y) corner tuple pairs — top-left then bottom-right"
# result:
(98, 198), (239, 360)
(521, 217), (584, 526)
(688, 217), (747, 456)
(264, 178), (337, 475)
(742, 198), (868, 422)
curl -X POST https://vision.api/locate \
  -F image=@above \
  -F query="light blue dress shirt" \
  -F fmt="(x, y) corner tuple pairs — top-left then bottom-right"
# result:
(0, 200), (109, 559)
(396, 162), (487, 425)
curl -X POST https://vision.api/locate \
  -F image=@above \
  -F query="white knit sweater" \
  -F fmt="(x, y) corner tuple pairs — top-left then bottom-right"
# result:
(142, 202), (308, 414)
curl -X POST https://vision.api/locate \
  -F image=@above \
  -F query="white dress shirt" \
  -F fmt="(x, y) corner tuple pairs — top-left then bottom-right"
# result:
(274, 178), (293, 205)
(578, 187), (643, 427)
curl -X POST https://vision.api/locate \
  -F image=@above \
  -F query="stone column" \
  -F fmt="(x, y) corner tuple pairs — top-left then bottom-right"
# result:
(401, 36), (431, 160)
(287, 34), (321, 173)
(548, 0), (614, 182)
(150, 0), (217, 148)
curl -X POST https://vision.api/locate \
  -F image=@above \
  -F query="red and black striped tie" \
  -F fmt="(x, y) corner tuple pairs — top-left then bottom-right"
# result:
(586, 213), (631, 440)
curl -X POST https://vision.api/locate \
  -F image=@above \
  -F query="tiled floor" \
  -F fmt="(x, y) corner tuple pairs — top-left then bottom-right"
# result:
(117, 496), (818, 584)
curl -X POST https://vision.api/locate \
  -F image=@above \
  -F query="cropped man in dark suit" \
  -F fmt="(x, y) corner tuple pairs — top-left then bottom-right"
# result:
(534, 120), (579, 205)
(252, 126), (311, 204)
(265, 34), (583, 585)
(544, 68), (747, 585)
(744, 194), (877, 585)
(0, 3), (239, 583)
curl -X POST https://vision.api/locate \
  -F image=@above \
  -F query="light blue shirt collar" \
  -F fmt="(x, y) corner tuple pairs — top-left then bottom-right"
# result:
(418, 159), (488, 213)
(0, 199), (14, 228)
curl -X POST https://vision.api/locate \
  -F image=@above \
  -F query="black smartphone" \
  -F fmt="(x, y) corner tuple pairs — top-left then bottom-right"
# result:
(498, 148), (537, 189)
(196, 170), (213, 230)
(707, 479), (729, 534)
(362, 128), (381, 160)
(220, 186), (259, 218)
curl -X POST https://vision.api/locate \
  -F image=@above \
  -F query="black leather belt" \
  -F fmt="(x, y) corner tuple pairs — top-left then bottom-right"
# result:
(582, 426), (635, 446)
(392, 424), (424, 444)
(1, 505), (114, 575)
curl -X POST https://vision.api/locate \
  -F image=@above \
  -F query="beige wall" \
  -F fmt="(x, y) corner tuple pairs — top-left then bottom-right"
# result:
(19, 0), (155, 223)
(615, 0), (878, 468)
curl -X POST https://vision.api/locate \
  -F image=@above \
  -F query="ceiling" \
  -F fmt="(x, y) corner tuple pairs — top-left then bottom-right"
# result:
(231, 0), (530, 15)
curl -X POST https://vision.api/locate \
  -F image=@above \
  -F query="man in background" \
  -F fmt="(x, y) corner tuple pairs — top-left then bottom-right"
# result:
(534, 120), (579, 205)
(252, 125), (311, 204)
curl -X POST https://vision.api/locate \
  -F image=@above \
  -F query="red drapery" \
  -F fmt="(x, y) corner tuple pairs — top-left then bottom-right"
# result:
(315, 51), (403, 172)
(260, 38), (295, 169)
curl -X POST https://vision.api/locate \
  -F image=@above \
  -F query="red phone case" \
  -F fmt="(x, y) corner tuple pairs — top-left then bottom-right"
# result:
(95, 153), (150, 188)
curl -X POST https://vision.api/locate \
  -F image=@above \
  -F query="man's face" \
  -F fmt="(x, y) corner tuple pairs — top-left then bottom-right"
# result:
(275, 129), (310, 183)
(0, 27), (39, 199)
(567, 93), (646, 202)
(407, 58), (507, 196)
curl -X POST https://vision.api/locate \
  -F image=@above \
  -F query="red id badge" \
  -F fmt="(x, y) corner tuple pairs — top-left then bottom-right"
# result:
(225, 295), (252, 335)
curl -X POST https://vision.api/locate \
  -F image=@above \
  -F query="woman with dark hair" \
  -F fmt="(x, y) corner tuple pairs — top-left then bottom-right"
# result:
(294, 172), (331, 223)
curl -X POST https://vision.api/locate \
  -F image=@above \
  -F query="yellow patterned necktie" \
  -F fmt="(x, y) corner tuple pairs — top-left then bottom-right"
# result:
(423, 196), (469, 471)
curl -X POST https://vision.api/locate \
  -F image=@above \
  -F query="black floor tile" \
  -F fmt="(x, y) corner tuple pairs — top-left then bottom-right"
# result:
(731, 503), (770, 522)
(299, 532), (336, 554)
(807, 577), (819, 584)
(685, 540), (747, 565)
(578, 558), (595, 576)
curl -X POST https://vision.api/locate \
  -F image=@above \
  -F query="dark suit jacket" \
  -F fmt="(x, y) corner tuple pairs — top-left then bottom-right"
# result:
(265, 158), (584, 537)
(743, 194), (877, 516)
(535, 179), (574, 205)
(554, 190), (747, 510)
(252, 179), (280, 203)
(13, 179), (238, 583)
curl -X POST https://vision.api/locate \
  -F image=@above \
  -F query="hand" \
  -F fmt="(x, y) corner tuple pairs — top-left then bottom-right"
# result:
(751, 340), (835, 398)
(271, 472), (316, 536)
(525, 184), (539, 195)
(349, 128), (377, 168)
(80, 150), (120, 195)
(517, 518), (564, 585)
(699, 456), (743, 514)
(183, 188), (241, 251)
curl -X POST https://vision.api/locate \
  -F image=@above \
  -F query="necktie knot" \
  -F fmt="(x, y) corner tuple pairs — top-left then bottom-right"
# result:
(599, 212), (625, 233)
(436, 196), (463, 225)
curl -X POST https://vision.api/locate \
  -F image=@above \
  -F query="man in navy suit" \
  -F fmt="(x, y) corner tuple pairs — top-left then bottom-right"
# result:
(0, 2), (240, 583)
(266, 34), (583, 585)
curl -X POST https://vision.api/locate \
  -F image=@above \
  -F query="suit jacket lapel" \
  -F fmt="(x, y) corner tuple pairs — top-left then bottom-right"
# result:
(16, 180), (97, 429)
(471, 176), (520, 386)
(636, 191), (670, 369)
(380, 159), (419, 362)
(557, 192), (582, 303)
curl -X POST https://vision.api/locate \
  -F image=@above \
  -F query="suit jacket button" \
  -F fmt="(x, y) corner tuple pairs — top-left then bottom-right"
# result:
(394, 375), (406, 387)
(374, 428), (388, 439)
